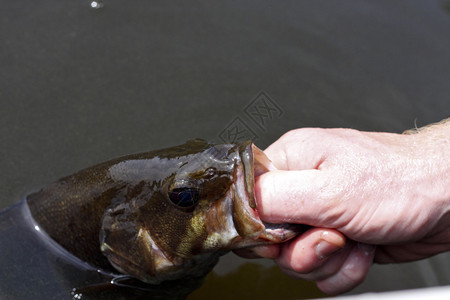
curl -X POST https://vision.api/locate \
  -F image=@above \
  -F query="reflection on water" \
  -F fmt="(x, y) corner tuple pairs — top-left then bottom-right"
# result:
(90, 1), (104, 10)
(190, 264), (326, 300)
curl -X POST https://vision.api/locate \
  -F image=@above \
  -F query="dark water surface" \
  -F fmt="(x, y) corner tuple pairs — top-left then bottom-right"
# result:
(1, 0), (450, 299)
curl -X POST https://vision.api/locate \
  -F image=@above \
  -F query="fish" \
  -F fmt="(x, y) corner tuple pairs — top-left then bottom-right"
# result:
(26, 139), (302, 290)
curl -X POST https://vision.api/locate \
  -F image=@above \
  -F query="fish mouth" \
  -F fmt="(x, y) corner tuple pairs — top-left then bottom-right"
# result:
(239, 142), (275, 209)
(234, 142), (302, 244)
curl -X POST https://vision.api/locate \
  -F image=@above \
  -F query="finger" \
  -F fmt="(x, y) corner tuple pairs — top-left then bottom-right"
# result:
(298, 244), (354, 281)
(233, 244), (280, 259)
(316, 243), (376, 295)
(279, 247), (351, 281)
(275, 228), (346, 275)
(255, 170), (345, 227)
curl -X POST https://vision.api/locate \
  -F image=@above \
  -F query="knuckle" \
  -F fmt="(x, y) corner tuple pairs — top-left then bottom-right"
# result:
(281, 128), (322, 142)
(340, 264), (366, 286)
(288, 257), (317, 274)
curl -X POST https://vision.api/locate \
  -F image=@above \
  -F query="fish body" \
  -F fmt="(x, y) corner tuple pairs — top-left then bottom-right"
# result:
(27, 139), (301, 285)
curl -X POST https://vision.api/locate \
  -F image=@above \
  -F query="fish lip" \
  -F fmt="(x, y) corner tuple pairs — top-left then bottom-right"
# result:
(236, 141), (302, 244)
(235, 142), (272, 237)
(238, 141), (256, 209)
(238, 141), (275, 210)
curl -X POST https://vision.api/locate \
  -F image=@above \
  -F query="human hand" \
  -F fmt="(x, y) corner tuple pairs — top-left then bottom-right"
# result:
(236, 121), (450, 294)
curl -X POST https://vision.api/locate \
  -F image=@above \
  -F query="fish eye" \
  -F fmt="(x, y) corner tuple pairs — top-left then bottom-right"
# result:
(204, 167), (216, 177)
(168, 188), (200, 209)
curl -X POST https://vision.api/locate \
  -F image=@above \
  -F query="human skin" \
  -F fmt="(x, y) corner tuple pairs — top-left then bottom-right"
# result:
(236, 118), (450, 294)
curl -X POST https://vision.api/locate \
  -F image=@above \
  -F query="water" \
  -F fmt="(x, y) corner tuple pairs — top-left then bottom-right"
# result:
(1, 0), (449, 299)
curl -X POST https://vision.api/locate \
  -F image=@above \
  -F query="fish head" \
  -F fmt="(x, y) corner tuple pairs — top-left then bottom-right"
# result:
(99, 139), (300, 284)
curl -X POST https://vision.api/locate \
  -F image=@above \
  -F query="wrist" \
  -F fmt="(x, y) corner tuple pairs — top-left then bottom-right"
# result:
(410, 118), (450, 214)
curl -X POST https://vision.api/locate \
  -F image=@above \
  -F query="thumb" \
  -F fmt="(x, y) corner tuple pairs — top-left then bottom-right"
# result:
(255, 169), (344, 228)
(262, 128), (330, 171)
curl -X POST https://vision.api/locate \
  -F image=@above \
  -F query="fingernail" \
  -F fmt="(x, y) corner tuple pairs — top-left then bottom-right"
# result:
(315, 231), (345, 260)
(316, 241), (343, 259)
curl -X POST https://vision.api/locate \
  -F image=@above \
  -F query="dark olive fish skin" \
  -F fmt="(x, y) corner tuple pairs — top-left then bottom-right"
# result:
(27, 139), (301, 285)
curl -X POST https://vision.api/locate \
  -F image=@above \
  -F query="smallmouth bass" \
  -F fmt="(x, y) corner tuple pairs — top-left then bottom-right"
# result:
(27, 139), (302, 287)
